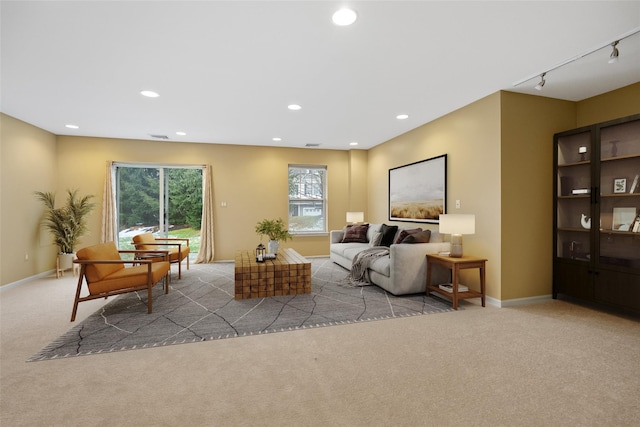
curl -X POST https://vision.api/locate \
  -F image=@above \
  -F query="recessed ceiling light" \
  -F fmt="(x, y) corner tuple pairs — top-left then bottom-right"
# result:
(396, 114), (409, 120)
(288, 104), (302, 110)
(272, 137), (282, 141)
(65, 124), (79, 129)
(350, 142), (358, 146)
(176, 131), (186, 136)
(140, 90), (159, 98)
(332, 8), (357, 26)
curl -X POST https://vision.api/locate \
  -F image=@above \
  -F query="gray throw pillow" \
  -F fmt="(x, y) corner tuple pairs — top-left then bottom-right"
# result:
(402, 229), (431, 243)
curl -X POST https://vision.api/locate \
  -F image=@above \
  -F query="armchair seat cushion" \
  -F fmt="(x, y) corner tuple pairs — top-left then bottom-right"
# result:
(88, 263), (171, 295)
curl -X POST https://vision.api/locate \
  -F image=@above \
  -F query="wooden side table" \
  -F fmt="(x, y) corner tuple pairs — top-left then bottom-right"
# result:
(426, 254), (486, 310)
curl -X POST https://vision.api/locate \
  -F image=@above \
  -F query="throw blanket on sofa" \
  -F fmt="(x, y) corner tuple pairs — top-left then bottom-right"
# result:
(346, 247), (390, 285)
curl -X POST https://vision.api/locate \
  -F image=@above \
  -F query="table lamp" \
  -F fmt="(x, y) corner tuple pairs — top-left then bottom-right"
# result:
(439, 214), (475, 257)
(346, 211), (364, 224)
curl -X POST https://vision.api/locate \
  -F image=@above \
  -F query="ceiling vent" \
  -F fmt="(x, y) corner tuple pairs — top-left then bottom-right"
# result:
(149, 134), (169, 140)
(305, 143), (321, 147)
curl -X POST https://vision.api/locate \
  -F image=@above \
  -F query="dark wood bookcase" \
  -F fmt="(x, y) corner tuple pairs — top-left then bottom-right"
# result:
(553, 114), (640, 313)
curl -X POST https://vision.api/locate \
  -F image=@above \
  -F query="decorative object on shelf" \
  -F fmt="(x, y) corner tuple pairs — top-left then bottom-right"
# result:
(569, 241), (584, 259)
(346, 211), (364, 224)
(572, 188), (590, 195)
(255, 218), (292, 254)
(579, 145), (587, 162)
(580, 213), (591, 229)
(610, 140), (618, 157)
(614, 178), (627, 193)
(389, 154), (447, 223)
(630, 214), (640, 233)
(612, 207), (637, 232)
(255, 243), (266, 262)
(630, 174), (639, 193)
(439, 214), (475, 258)
(34, 189), (96, 277)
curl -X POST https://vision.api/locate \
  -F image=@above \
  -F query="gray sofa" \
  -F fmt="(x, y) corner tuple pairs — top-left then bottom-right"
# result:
(330, 223), (451, 295)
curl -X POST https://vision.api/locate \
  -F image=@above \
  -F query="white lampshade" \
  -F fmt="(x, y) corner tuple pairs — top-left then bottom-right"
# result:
(439, 214), (475, 257)
(439, 214), (475, 235)
(346, 211), (364, 223)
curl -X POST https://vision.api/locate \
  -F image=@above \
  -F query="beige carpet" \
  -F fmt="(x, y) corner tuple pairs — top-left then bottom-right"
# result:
(2, 267), (639, 426)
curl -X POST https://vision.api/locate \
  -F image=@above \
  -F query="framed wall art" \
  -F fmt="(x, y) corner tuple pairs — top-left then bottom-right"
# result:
(388, 154), (447, 223)
(614, 178), (627, 193)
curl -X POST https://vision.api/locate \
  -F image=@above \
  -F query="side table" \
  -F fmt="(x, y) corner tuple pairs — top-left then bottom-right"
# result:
(426, 254), (486, 310)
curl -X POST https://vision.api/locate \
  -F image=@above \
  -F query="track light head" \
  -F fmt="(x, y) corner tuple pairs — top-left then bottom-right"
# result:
(534, 73), (546, 91)
(608, 41), (619, 64)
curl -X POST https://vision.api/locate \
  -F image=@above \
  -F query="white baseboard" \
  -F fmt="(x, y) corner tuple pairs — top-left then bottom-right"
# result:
(0, 270), (56, 292)
(489, 294), (553, 308)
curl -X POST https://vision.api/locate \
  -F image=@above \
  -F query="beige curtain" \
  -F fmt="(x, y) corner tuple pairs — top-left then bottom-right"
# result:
(195, 164), (215, 263)
(100, 161), (118, 243)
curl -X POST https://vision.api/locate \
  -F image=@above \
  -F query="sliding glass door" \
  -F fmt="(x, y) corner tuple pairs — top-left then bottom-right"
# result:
(116, 165), (202, 255)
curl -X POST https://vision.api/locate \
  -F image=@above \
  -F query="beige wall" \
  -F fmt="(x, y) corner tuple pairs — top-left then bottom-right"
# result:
(1, 114), (59, 284)
(367, 93), (503, 299)
(55, 136), (353, 262)
(577, 82), (640, 127)
(500, 92), (576, 301)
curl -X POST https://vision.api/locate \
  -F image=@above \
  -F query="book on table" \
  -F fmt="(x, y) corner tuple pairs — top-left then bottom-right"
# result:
(438, 283), (469, 293)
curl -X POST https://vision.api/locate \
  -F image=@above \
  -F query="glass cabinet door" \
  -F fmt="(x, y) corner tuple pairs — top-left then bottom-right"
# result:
(598, 118), (640, 269)
(556, 130), (592, 261)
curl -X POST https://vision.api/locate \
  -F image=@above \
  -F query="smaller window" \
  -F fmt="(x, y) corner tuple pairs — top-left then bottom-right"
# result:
(288, 165), (327, 233)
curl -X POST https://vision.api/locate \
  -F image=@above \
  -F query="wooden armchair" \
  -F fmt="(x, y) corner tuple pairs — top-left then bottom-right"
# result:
(132, 232), (190, 279)
(71, 242), (171, 322)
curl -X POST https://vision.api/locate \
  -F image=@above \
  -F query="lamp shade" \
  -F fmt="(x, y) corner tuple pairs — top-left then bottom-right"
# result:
(439, 214), (475, 235)
(346, 211), (364, 223)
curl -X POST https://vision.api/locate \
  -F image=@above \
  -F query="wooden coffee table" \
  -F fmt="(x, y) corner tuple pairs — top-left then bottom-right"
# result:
(234, 248), (311, 299)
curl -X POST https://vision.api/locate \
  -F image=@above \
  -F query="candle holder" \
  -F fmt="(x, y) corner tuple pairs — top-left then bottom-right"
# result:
(256, 243), (266, 262)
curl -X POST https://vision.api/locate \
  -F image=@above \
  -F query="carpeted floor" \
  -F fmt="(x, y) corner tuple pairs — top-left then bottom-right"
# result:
(29, 257), (453, 360)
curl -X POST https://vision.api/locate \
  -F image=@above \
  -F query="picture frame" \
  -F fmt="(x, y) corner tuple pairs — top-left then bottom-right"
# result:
(388, 154), (447, 223)
(614, 178), (626, 193)
(612, 207), (636, 232)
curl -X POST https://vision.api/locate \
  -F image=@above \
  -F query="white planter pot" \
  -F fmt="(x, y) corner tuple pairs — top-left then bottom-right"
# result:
(58, 253), (75, 269)
(268, 240), (279, 254)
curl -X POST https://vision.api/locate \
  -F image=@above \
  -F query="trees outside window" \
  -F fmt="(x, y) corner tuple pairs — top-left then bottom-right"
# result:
(116, 165), (202, 251)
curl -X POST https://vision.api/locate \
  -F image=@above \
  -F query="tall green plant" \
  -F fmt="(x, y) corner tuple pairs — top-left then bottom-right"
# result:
(34, 189), (96, 253)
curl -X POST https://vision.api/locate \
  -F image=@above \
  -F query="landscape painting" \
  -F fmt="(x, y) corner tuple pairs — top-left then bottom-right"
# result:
(389, 154), (447, 223)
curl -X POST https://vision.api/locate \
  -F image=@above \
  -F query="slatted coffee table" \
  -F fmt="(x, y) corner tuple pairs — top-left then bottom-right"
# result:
(234, 248), (311, 299)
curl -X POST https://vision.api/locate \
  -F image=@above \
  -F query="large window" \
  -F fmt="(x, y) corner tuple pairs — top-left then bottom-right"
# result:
(288, 165), (327, 233)
(115, 164), (203, 254)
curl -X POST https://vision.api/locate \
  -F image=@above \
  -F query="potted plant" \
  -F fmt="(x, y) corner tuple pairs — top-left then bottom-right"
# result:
(255, 218), (292, 254)
(34, 189), (96, 270)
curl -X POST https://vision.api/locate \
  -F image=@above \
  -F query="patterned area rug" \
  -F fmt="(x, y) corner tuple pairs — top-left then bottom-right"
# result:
(29, 257), (454, 361)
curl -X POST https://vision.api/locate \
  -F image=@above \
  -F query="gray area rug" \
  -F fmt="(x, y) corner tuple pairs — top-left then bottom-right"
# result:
(29, 257), (454, 361)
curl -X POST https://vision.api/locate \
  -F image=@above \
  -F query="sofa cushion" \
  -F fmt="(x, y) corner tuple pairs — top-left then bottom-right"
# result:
(380, 224), (398, 247)
(341, 224), (369, 243)
(369, 232), (383, 247)
(402, 229), (431, 243)
(395, 228), (422, 244)
(331, 242), (369, 258)
(366, 223), (382, 243)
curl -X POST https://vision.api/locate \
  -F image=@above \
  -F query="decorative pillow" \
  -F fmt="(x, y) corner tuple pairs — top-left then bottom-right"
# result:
(341, 224), (369, 243)
(402, 229), (431, 243)
(379, 224), (398, 247)
(369, 232), (383, 247)
(394, 228), (422, 244)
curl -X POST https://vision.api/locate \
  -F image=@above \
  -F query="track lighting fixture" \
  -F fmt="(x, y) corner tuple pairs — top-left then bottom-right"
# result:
(512, 26), (639, 90)
(608, 41), (619, 64)
(534, 73), (546, 91)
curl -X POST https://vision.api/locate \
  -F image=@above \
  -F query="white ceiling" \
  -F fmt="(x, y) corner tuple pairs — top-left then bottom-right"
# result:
(2, 1), (640, 151)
